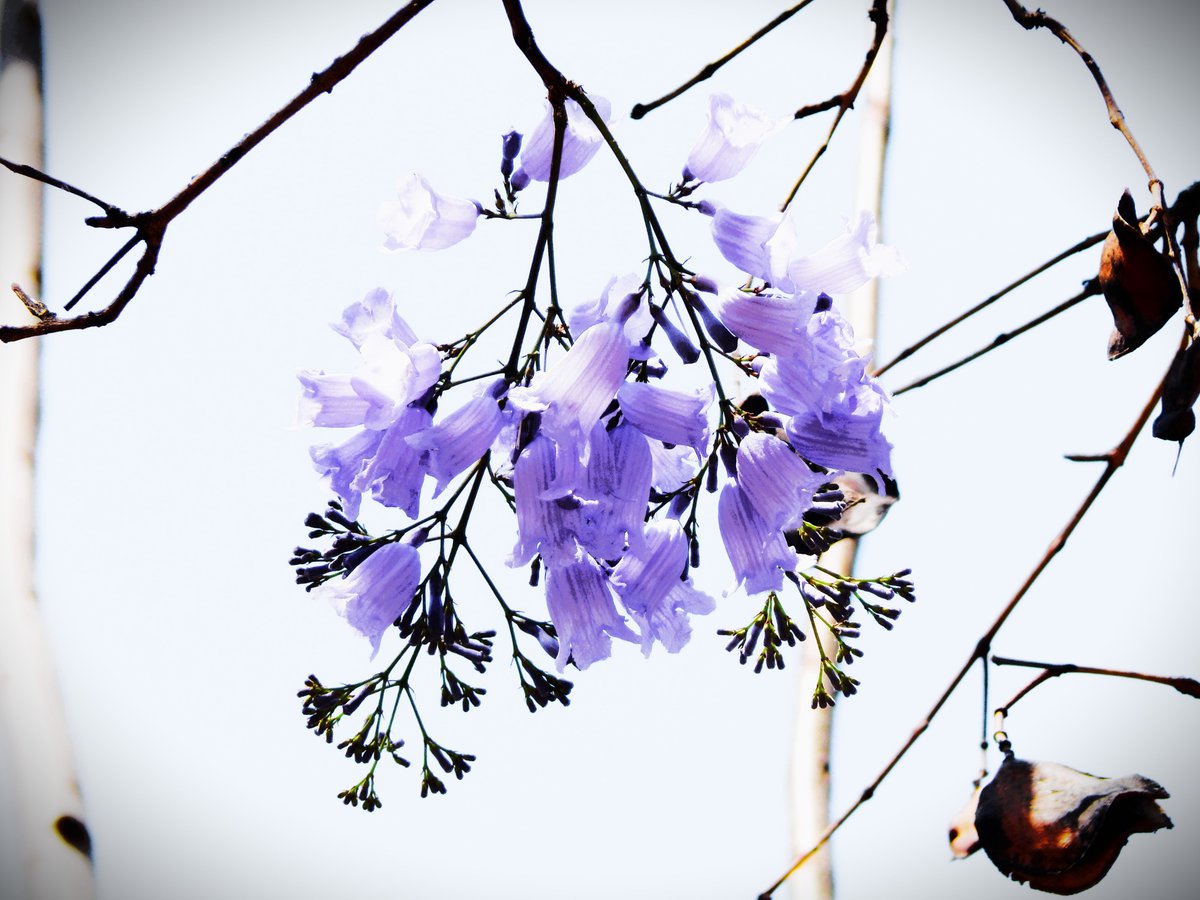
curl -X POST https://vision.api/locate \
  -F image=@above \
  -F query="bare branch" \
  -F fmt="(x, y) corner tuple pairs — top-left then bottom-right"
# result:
(781, 0), (888, 209)
(890, 279), (1100, 396)
(992, 655), (1200, 715)
(630, 0), (818, 120)
(0, 0), (438, 342)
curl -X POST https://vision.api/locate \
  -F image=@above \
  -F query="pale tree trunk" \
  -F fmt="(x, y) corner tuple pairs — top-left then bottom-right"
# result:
(789, 8), (895, 898)
(0, 1), (95, 897)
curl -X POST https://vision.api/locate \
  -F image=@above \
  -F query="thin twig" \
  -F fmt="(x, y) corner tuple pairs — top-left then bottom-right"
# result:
(758, 371), (1166, 899)
(1001, 0), (1194, 324)
(0, 0), (437, 342)
(630, 0), (818, 120)
(890, 279), (1099, 396)
(780, 0), (888, 210)
(991, 655), (1200, 712)
(873, 230), (1107, 376)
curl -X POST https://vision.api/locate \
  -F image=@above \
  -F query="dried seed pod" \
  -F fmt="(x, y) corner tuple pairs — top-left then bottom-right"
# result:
(974, 753), (1172, 895)
(1099, 190), (1183, 360)
(1152, 336), (1200, 442)
(948, 784), (982, 859)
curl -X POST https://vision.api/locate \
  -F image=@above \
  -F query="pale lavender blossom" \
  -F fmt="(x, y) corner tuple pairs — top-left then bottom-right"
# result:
(299, 291), (444, 516)
(710, 206), (904, 294)
(317, 542), (420, 658)
(647, 440), (699, 492)
(611, 520), (715, 654)
(785, 390), (893, 478)
(578, 421), (653, 559)
(568, 272), (653, 351)
(507, 321), (630, 453)
(684, 93), (782, 183)
(736, 431), (828, 532)
(379, 173), (480, 252)
(714, 288), (817, 358)
(516, 95), (612, 182)
(407, 393), (504, 497)
(717, 481), (796, 595)
(617, 381), (712, 457)
(545, 560), (639, 670)
(509, 434), (583, 568)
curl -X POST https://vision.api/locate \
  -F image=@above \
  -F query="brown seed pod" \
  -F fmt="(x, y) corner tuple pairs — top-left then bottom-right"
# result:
(1099, 190), (1183, 360)
(974, 753), (1172, 895)
(1152, 336), (1200, 442)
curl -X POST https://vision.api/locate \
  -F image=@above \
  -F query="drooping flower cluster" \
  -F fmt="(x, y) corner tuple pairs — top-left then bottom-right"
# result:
(300, 91), (907, 669)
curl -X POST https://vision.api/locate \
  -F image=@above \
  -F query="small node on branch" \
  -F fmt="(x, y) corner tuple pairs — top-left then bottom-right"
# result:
(10, 283), (55, 321)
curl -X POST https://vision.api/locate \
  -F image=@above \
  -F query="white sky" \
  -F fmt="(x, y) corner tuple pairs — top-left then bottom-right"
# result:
(4, 1), (1199, 898)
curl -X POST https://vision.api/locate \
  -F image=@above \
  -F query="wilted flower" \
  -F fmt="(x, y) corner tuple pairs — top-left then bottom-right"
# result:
(1099, 189), (1182, 360)
(683, 93), (782, 183)
(515, 95), (612, 183)
(974, 752), (1172, 894)
(379, 173), (480, 252)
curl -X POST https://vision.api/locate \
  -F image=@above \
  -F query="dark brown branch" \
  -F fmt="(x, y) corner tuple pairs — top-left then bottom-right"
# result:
(1001, 0), (1194, 322)
(0, 155), (123, 217)
(780, 0), (888, 210)
(992, 655), (1200, 714)
(890, 279), (1100, 396)
(0, 0), (437, 342)
(629, 0), (818, 120)
(758, 371), (1165, 899)
(873, 230), (1107, 377)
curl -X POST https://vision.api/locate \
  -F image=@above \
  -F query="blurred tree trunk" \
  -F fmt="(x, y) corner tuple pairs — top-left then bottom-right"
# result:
(790, 7), (895, 897)
(0, 1), (94, 897)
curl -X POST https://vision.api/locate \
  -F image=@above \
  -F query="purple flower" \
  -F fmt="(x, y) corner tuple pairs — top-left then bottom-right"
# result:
(568, 272), (653, 352)
(545, 559), (639, 671)
(407, 393), (504, 497)
(507, 321), (630, 453)
(617, 381), (712, 457)
(717, 481), (796, 595)
(711, 207), (904, 294)
(516, 95), (612, 182)
(610, 520), (715, 654)
(379, 173), (480, 252)
(684, 93), (782, 183)
(577, 421), (653, 559)
(317, 542), (421, 658)
(509, 434), (582, 568)
(299, 291), (443, 516)
(735, 431), (827, 532)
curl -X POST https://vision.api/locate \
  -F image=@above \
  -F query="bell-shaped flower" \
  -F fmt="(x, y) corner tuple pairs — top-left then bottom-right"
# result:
(507, 321), (630, 453)
(714, 288), (817, 358)
(356, 406), (433, 517)
(569, 272), (654, 351)
(379, 173), (480, 252)
(317, 541), (421, 658)
(407, 393), (504, 497)
(717, 481), (797, 595)
(309, 430), (384, 520)
(516, 95), (612, 182)
(509, 434), (584, 569)
(299, 291), (444, 514)
(610, 520), (716, 654)
(577, 421), (653, 560)
(711, 206), (904, 294)
(684, 93), (782, 183)
(617, 381), (712, 458)
(785, 385), (893, 479)
(545, 559), (639, 671)
(736, 431), (828, 532)
(974, 753), (1172, 894)
(647, 440), (699, 492)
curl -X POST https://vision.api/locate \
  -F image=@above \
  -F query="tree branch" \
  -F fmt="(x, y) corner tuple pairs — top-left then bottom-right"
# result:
(0, 0), (437, 342)
(629, 0), (818, 120)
